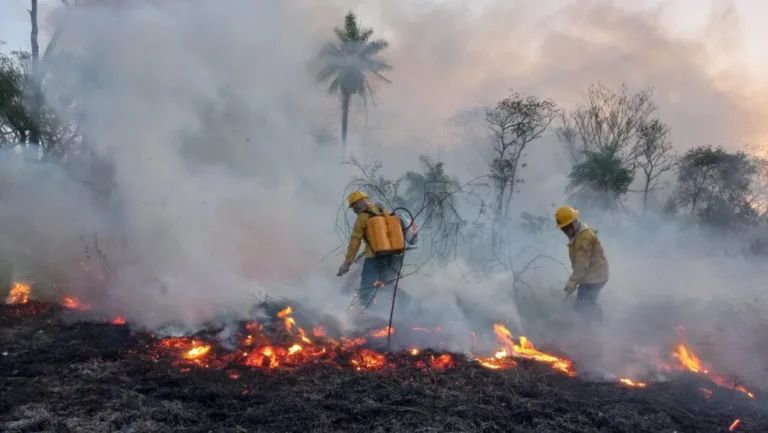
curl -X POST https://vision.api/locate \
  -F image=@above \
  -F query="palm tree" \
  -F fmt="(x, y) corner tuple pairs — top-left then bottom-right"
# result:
(316, 12), (391, 155)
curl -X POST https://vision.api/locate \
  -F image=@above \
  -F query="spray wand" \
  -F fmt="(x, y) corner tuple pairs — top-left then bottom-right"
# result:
(384, 206), (415, 349)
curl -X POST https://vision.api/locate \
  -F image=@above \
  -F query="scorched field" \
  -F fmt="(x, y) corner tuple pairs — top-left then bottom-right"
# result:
(1, 282), (767, 433)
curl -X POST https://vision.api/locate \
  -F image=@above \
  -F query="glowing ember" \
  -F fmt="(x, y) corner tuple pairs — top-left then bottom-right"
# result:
(20, 297), (759, 399)
(729, 419), (741, 431)
(475, 350), (516, 370)
(430, 353), (454, 369)
(369, 327), (394, 338)
(619, 378), (647, 388)
(62, 297), (92, 310)
(244, 347), (281, 369)
(6, 282), (31, 305)
(184, 344), (211, 359)
(351, 349), (386, 371)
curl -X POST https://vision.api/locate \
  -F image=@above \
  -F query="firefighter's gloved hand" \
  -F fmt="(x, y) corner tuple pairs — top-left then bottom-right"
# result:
(337, 262), (351, 277)
(564, 281), (577, 294)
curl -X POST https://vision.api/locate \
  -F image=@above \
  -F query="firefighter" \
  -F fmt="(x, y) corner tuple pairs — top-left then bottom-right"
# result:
(554, 205), (609, 322)
(337, 191), (405, 310)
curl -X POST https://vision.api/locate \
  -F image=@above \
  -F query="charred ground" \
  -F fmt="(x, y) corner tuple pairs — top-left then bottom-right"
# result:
(1, 302), (766, 433)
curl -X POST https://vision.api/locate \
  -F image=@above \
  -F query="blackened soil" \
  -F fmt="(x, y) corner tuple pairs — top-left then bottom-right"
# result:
(0, 302), (766, 433)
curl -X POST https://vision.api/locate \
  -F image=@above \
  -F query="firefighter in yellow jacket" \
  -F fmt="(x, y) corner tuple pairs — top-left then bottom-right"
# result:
(555, 205), (609, 322)
(337, 191), (404, 310)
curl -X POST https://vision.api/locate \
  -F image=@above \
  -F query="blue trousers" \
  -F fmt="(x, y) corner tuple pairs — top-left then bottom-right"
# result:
(354, 255), (404, 310)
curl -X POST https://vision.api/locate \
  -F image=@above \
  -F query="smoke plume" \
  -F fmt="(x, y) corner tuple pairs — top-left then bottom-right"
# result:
(1, 0), (764, 386)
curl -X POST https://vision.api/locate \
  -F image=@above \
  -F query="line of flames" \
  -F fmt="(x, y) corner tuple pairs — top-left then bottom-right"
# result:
(3, 282), (757, 400)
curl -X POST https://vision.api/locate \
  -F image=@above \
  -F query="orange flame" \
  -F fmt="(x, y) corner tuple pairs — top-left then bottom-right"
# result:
(429, 353), (454, 369)
(111, 316), (126, 325)
(6, 282), (31, 305)
(480, 324), (576, 376)
(619, 378), (647, 388)
(369, 327), (394, 338)
(351, 349), (386, 371)
(62, 297), (92, 310)
(184, 344), (211, 359)
(673, 343), (706, 373)
(671, 342), (755, 399)
(729, 419), (741, 431)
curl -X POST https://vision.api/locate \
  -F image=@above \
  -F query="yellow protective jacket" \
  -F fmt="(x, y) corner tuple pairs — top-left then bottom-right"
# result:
(344, 204), (389, 264)
(567, 223), (609, 285)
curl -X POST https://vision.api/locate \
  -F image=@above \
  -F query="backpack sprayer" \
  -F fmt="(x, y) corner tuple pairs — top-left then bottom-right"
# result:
(356, 205), (419, 348)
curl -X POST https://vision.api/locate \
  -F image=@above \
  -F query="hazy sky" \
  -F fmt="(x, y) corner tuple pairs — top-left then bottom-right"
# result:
(1, 1), (766, 73)
(1, 0), (767, 147)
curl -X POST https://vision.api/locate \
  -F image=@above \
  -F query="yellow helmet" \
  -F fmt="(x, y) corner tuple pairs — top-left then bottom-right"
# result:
(348, 190), (369, 208)
(554, 205), (579, 228)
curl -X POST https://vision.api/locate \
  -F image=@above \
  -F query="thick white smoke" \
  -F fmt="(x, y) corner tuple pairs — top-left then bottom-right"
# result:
(0, 0), (764, 386)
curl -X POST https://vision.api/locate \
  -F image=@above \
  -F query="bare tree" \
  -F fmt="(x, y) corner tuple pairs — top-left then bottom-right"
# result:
(26, 0), (72, 153)
(28, 0), (42, 146)
(485, 91), (557, 229)
(554, 111), (581, 167)
(636, 119), (677, 213)
(747, 157), (768, 216)
(557, 83), (657, 168)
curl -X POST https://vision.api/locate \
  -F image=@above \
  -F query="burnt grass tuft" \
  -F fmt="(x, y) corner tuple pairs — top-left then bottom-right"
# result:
(1, 303), (767, 433)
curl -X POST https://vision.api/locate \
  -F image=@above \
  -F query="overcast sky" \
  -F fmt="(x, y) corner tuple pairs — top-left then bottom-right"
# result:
(2, 0), (766, 69)
(1, 0), (767, 147)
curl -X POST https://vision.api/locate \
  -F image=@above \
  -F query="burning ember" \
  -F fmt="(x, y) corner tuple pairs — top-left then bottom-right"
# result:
(473, 324), (575, 376)
(3, 282), (762, 401)
(729, 419), (741, 431)
(670, 342), (755, 399)
(620, 378), (648, 388)
(62, 297), (92, 310)
(351, 349), (387, 371)
(369, 327), (394, 338)
(6, 282), (31, 305)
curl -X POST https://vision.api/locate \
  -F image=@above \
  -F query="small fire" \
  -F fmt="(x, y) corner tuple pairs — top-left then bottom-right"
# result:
(277, 306), (296, 334)
(620, 378), (648, 388)
(351, 349), (386, 371)
(476, 350), (516, 370)
(184, 344), (211, 359)
(20, 295), (759, 399)
(6, 282), (31, 305)
(369, 327), (394, 338)
(671, 343), (755, 399)
(62, 297), (92, 310)
(673, 343), (706, 373)
(429, 353), (454, 369)
(480, 324), (575, 376)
